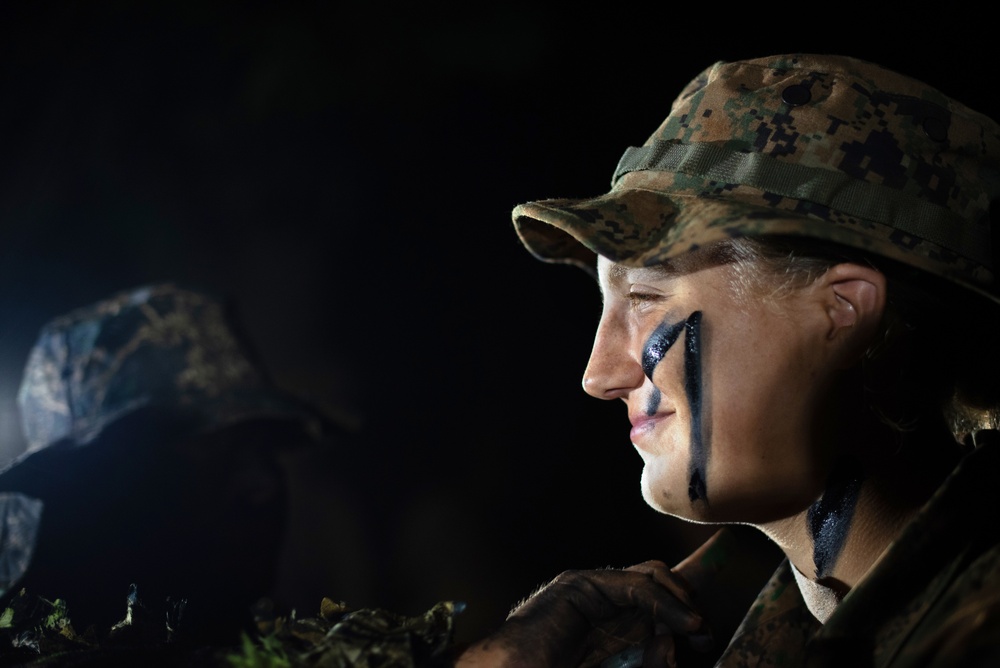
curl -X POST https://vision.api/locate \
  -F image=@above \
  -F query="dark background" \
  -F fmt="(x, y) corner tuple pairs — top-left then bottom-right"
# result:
(0, 3), (993, 645)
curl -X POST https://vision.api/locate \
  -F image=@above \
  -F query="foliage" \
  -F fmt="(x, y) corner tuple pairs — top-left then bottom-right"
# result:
(0, 587), (463, 667)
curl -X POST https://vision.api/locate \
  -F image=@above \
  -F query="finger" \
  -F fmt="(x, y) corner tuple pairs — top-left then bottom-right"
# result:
(597, 643), (645, 668)
(642, 633), (677, 668)
(592, 607), (654, 645)
(673, 527), (739, 594)
(625, 560), (696, 609)
(579, 612), (650, 668)
(600, 645), (644, 668)
(566, 569), (704, 634)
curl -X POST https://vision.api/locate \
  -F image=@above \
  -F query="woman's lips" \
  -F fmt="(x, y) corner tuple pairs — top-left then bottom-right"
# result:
(629, 411), (675, 447)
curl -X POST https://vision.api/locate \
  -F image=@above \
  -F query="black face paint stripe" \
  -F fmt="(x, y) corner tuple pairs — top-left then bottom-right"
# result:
(640, 311), (709, 505)
(807, 459), (864, 579)
(645, 387), (661, 417)
(683, 312), (707, 503)
(641, 319), (685, 380)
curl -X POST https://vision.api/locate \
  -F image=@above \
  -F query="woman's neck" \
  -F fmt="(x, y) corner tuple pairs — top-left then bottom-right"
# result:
(758, 478), (915, 597)
(754, 424), (963, 613)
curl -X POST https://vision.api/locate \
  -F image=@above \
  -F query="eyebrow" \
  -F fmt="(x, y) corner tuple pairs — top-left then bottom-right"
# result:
(608, 262), (679, 282)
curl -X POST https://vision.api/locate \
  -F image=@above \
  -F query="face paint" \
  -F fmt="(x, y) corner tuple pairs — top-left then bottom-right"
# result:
(683, 312), (706, 503)
(641, 319), (685, 379)
(807, 459), (864, 579)
(640, 311), (709, 504)
(644, 387), (661, 417)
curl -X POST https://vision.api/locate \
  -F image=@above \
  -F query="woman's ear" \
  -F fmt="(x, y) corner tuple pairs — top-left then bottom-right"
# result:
(819, 263), (887, 364)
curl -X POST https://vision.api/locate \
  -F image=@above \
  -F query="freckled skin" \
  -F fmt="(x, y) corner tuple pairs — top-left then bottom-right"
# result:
(808, 459), (864, 578)
(588, 257), (860, 528)
(641, 312), (708, 504)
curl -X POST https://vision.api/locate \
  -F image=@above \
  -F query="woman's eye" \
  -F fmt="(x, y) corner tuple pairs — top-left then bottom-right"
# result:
(627, 291), (660, 309)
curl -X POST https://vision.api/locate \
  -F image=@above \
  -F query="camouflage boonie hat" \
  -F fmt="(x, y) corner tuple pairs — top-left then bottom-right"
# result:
(513, 53), (1000, 301)
(16, 283), (326, 455)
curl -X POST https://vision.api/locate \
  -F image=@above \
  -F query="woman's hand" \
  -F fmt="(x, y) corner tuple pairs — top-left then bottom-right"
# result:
(455, 529), (735, 668)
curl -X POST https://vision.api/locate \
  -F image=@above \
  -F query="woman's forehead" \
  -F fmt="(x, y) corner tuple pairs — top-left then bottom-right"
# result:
(597, 240), (748, 285)
(599, 257), (679, 282)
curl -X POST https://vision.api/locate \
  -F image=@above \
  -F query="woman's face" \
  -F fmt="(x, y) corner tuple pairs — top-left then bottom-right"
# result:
(584, 254), (845, 525)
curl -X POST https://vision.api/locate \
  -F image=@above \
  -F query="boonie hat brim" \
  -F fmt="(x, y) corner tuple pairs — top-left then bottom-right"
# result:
(512, 53), (1000, 305)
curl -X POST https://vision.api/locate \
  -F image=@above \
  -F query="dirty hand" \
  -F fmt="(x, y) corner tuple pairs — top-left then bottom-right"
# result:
(455, 529), (734, 668)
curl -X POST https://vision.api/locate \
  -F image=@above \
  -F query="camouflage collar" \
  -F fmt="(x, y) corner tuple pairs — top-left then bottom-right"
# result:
(717, 436), (1000, 666)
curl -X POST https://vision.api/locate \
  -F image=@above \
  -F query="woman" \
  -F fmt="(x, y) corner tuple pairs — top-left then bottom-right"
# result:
(456, 53), (1000, 666)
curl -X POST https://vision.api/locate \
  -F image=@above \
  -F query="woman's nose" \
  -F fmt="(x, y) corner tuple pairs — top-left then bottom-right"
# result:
(582, 316), (645, 400)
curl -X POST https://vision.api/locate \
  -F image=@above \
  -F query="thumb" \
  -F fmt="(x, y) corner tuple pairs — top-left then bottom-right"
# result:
(673, 528), (739, 595)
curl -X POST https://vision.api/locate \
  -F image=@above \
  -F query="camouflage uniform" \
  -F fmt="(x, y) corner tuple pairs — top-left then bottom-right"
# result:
(716, 431), (1000, 667)
(510, 54), (1000, 666)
